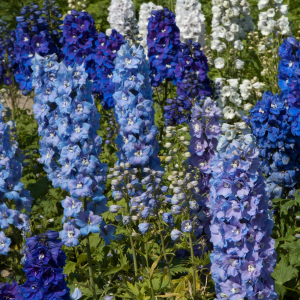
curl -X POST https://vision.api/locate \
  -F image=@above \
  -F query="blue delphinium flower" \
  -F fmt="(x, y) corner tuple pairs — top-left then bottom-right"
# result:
(113, 42), (160, 169)
(14, 3), (62, 94)
(0, 281), (22, 299)
(186, 97), (222, 239)
(31, 53), (112, 247)
(250, 90), (300, 199)
(164, 40), (212, 125)
(0, 100), (33, 255)
(147, 7), (180, 87)
(20, 230), (72, 300)
(61, 10), (124, 109)
(0, 20), (18, 85)
(0, 231), (11, 255)
(208, 126), (277, 300)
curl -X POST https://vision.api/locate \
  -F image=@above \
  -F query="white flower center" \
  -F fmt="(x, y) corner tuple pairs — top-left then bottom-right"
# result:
(231, 288), (240, 294)
(128, 119), (134, 126)
(135, 150), (143, 157)
(77, 182), (83, 189)
(75, 126), (81, 133)
(67, 230), (74, 238)
(125, 58), (131, 65)
(248, 264), (255, 272)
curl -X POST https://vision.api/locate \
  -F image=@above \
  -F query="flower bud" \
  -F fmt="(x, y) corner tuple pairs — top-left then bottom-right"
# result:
(184, 152), (191, 158)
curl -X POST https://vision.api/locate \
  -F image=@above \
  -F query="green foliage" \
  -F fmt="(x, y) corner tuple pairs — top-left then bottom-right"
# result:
(272, 190), (300, 299)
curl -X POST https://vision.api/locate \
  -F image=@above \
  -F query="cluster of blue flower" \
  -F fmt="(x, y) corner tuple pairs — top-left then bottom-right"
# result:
(61, 10), (124, 109)
(0, 231), (82, 300)
(164, 41), (212, 125)
(187, 98), (222, 238)
(0, 20), (17, 86)
(31, 53), (112, 247)
(0, 101), (33, 255)
(250, 37), (300, 199)
(14, 2), (62, 94)
(20, 231), (72, 299)
(147, 8), (180, 87)
(113, 42), (160, 169)
(208, 127), (277, 300)
(0, 281), (22, 300)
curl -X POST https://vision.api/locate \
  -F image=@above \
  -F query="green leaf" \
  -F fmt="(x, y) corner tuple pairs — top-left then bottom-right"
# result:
(152, 277), (162, 291)
(76, 253), (87, 266)
(102, 266), (122, 276)
(149, 255), (162, 280)
(64, 261), (77, 276)
(272, 257), (298, 299)
(126, 282), (140, 296)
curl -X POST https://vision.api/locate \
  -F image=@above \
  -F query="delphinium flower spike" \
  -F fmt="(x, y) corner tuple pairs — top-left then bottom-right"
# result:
(0, 100), (33, 255)
(61, 10), (124, 109)
(106, 0), (135, 36)
(257, 0), (290, 36)
(14, 2), (62, 95)
(0, 20), (17, 86)
(164, 40), (212, 125)
(112, 42), (160, 170)
(208, 124), (277, 300)
(175, 0), (206, 47)
(31, 53), (109, 241)
(147, 7), (181, 87)
(209, 0), (264, 123)
(250, 37), (300, 199)
(31, 54), (108, 299)
(20, 230), (74, 300)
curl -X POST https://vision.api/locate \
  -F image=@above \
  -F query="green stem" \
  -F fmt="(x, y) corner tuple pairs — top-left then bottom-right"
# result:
(145, 240), (155, 299)
(83, 198), (96, 300)
(129, 232), (138, 277)
(157, 217), (174, 296)
(285, 287), (300, 294)
(85, 235), (97, 300)
(189, 232), (196, 297)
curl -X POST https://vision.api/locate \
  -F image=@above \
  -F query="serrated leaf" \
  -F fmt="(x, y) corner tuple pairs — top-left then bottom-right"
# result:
(88, 233), (101, 249)
(272, 258), (298, 287)
(152, 277), (162, 291)
(127, 282), (140, 296)
(76, 253), (87, 265)
(64, 261), (77, 275)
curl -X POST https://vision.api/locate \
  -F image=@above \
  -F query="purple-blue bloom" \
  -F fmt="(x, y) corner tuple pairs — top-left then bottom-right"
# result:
(208, 127), (277, 300)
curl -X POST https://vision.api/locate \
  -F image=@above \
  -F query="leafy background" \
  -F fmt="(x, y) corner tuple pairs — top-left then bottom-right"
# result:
(1, 0), (300, 299)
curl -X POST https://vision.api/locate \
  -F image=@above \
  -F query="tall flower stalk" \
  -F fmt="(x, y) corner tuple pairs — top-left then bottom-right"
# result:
(31, 53), (110, 300)
(0, 100), (33, 256)
(208, 125), (277, 300)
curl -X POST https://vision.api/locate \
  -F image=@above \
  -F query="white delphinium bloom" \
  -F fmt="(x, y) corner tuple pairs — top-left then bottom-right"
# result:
(214, 57), (225, 69)
(235, 59), (245, 70)
(223, 106), (236, 119)
(257, 0), (291, 36)
(175, 0), (206, 47)
(138, 2), (163, 51)
(107, 0), (135, 35)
